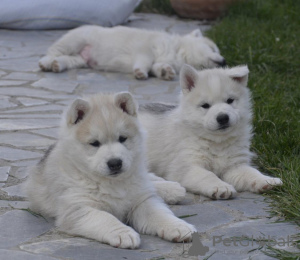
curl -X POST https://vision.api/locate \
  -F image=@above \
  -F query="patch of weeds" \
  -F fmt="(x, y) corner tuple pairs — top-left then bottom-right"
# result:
(135, 0), (175, 15)
(262, 246), (300, 260)
(229, 235), (300, 259)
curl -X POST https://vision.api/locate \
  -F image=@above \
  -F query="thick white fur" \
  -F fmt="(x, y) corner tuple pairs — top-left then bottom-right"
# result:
(39, 25), (225, 80)
(25, 92), (195, 249)
(139, 65), (282, 199)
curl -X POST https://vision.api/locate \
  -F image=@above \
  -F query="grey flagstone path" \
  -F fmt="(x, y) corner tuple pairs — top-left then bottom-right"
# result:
(0, 13), (299, 260)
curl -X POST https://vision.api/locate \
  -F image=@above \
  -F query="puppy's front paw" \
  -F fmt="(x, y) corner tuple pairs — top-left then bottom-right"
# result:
(251, 177), (282, 193)
(155, 181), (186, 204)
(105, 226), (140, 249)
(159, 65), (176, 81)
(158, 221), (196, 243)
(209, 183), (237, 200)
(134, 68), (148, 80)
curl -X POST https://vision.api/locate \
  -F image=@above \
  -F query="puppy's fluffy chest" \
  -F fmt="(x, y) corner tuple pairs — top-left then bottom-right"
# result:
(67, 172), (145, 220)
(94, 182), (135, 219)
(186, 135), (248, 175)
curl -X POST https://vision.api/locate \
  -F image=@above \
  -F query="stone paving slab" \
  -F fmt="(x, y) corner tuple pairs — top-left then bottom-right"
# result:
(3, 183), (27, 198)
(0, 210), (53, 249)
(0, 13), (299, 260)
(0, 167), (9, 182)
(0, 249), (58, 260)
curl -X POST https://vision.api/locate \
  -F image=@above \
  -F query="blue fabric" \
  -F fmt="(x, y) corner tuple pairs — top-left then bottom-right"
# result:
(0, 0), (141, 29)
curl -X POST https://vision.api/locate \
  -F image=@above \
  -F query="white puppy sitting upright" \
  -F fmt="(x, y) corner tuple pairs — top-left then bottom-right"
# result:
(140, 65), (282, 199)
(39, 25), (225, 80)
(25, 92), (195, 249)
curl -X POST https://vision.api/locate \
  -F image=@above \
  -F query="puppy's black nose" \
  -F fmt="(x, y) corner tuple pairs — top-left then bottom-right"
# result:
(107, 158), (122, 173)
(217, 113), (229, 125)
(217, 59), (226, 67)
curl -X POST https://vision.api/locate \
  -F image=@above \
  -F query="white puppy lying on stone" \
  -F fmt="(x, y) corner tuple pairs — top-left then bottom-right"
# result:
(25, 92), (196, 249)
(39, 25), (225, 80)
(140, 65), (282, 199)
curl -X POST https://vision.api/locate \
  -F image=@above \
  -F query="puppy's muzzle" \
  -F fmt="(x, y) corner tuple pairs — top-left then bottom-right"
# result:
(216, 113), (230, 130)
(216, 59), (226, 67)
(107, 158), (123, 175)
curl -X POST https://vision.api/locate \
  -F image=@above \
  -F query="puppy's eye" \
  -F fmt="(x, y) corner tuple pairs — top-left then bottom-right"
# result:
(201, 103), (211, 109)
(227, 98), (234, 104)
(89, 140), (101, 147)
(119, 136), (127, 143)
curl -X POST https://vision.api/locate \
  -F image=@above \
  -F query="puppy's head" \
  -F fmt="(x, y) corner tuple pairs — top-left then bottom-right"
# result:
(180, 29), (226, 69)
(60, 92), (144, 180)
(178, 64), (252, 140)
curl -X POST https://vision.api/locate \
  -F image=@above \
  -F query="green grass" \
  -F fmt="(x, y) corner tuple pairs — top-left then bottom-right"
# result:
(135, 0), (175, 15)
(262, 245), (300, 260)
(262, 234), (300, 260)
(206, 0), (300, 224)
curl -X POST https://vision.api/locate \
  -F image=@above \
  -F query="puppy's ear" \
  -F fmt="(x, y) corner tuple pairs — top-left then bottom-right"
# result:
(189, 29), (203, 37)
(66, 99), (90, 125)
(227, 65), (249, 86)
(180, 64), (199, 94)
(114, 92), (138, 117)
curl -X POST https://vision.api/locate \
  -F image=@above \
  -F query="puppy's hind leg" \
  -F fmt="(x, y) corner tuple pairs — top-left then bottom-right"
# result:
(39, 44), (69, 71)
(52, 55), (88, 72)
(129, 196), (196, 243)
(149, 173), (186, 204)
(133, 55), (153, 80)
(39, 42), (76, 72)
(148, 172), (165, 182)
(222, 165), (282, 193)
(180, 167), (237, 199)
(40, 28), (89, 72)
(39, 56), (56, 71)
(151, 62), (176, 80)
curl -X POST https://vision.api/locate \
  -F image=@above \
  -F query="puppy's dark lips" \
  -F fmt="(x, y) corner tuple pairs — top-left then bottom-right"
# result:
(218, 125), (230, 130)
(109, 171), (122, 177)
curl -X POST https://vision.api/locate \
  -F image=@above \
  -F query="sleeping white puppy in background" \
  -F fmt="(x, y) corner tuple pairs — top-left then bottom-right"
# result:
(25, 92), (195, 249)
(39, 25), (225, 80)
(139, 64), (282, 199)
